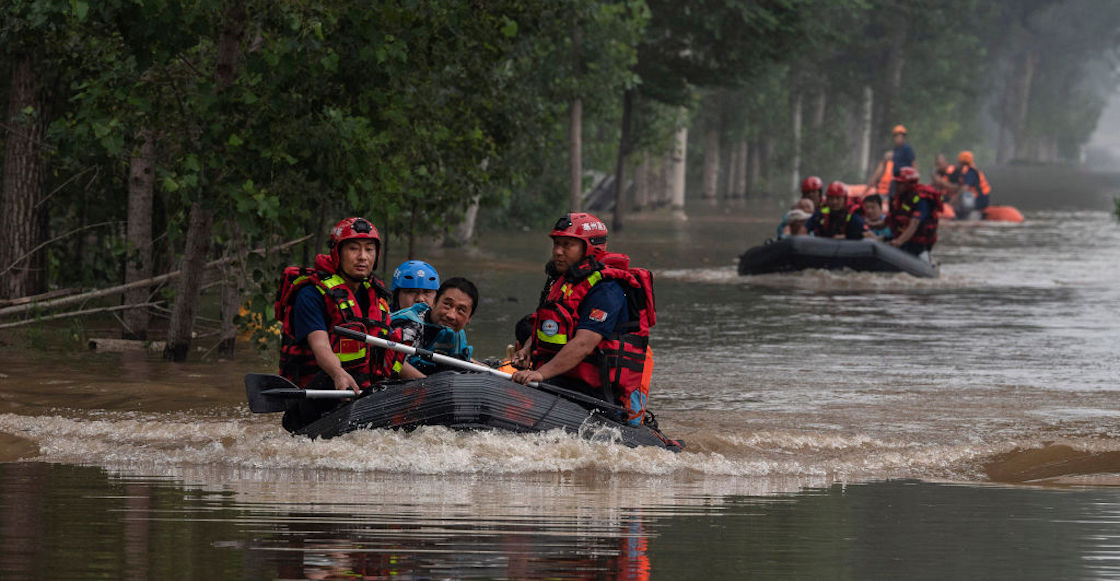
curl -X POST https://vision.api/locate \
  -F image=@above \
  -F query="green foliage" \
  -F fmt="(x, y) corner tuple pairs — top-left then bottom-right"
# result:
(5, 0), (1120, 342)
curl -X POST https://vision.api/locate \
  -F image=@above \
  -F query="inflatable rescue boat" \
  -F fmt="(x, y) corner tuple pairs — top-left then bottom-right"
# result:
(247, 371), (683, 451)
(737, 237), (938, 278)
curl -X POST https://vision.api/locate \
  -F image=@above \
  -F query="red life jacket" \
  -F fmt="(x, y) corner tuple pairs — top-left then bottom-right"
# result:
(888, 184), (940, 247)
(529, 252), (656, 424)
(814, 201), (864, 239)
(275, 260), (403, 388)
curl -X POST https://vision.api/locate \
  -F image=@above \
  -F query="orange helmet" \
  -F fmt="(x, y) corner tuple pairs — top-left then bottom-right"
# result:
(895, 166), (920, 183)
(800, 176), (823, 194)
(551, 212), (608, 260)
(957, 150), (974, 165)
(892, 124), (907, 135)
(328, 217), (381, 270)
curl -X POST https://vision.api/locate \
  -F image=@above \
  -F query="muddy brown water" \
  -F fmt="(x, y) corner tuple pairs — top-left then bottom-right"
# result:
(1, 165), (1119, 579)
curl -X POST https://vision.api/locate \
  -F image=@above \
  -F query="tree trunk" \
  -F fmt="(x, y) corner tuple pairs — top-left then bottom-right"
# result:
(859, 85), (874, 177)
(659, 150), (673, 207)
(790, 93), (803, 200)
(407, 204), (418, 259)
(878, 12), (909, 138)
(668, 119), (688, 221)
(122, 129), (157, 339)
(702, 126), (720, 204)
(569, 98), (583, 212)
(811, 91), (827, 132)
(568, 21), (583, 213)
(163, 2), (244, 361)
(611, 89), (633, 231)
(449, 196), (480, 246)
(736, 140), (748, 199)
(1010, 47), (1038, 162)
(748, 138), (762, 193)
(163, 202), (213, 361)
(0, 57), (48, 300)
(217, 224), (247, 357)
(633, 154), (650, 211)
(724, 140), (739, 200)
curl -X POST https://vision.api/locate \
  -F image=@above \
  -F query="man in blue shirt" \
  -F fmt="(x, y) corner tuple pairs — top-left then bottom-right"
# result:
(889, 124), (915, 199)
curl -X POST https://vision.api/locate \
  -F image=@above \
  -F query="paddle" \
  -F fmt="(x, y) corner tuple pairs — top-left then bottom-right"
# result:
(244, 373), (354, 413)
(332, 325), (628, 415)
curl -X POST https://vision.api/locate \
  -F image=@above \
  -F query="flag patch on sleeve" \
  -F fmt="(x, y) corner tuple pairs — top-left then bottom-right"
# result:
(588, 308), (608, 322)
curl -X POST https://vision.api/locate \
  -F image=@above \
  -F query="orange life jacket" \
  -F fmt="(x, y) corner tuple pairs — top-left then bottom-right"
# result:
(889, 184), (940, 248)
(275, 262), (404, 388)
(529, 252), (655, 424)
(876, 160), (894, 194)
(952, 164), (991, 196)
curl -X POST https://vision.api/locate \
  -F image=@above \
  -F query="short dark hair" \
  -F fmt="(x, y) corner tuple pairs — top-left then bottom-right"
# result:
(863, 194), (882, 206)
(514, 314), (534, 346)
(435, 277), (479, 315)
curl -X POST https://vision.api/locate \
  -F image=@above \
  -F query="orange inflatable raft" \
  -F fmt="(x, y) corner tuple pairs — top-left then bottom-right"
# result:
(940, 204), (1023, 222)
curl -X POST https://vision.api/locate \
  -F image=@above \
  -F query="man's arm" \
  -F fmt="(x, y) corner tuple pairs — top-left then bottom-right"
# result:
(511, 329), (602, 385)
(306, 329), (360, 394)
(891, 220), (920, 246)
(399, 361), (425, 380)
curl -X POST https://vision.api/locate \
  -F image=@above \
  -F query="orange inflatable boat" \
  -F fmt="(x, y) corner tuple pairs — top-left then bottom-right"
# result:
(940, 204), (1023, 222)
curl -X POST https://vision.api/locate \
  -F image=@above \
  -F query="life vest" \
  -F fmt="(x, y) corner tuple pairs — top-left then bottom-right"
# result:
(275, 260), (404, 388)
(935, 164), (956, 199)
(814, 202), (863, 239)
(951, 164), (991, 196)
(888, 184), (940, 248)
(876, 160), (894, 195)
(529, 252), (655, 425)
(390, 302), (473, 374)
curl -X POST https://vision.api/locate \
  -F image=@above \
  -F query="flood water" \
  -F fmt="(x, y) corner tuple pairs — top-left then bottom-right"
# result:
(1, 165), (1120, 579)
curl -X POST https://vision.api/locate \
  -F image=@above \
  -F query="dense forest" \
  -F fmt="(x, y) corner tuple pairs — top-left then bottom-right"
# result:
(3, 0), (1120, 358)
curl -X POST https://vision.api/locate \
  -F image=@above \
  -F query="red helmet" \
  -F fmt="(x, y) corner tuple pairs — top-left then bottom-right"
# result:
(329, 217), (381, 270)
(551, 212), (608, 260)
(825, 181), (848, 198)
(800, 176), (823, 194)
(895, 166), (920, 183)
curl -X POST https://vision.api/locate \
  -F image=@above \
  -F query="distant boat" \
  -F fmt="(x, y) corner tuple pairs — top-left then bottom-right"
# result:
(738, 237), (938, 278)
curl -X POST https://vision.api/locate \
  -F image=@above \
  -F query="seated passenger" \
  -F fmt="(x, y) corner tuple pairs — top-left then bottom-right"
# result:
(779, 208), (813, 239)
(807, 181), (867, 240)
(777, 199), (815, 239)
(391, 277), (478, 374)
(858, 194), (892, 240)
(389, 260), (440, 311)
(948, 151), (992, 219)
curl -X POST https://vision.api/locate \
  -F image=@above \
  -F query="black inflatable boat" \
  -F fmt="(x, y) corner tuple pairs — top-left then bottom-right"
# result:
(737, 237), (938, 278)
(248, 372), (683, 451)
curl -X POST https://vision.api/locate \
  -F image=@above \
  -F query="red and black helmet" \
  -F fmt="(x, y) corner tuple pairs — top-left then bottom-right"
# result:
(550, 212), (608, 260)
(801, 176), (823, 194)
(895, 166), (920, 183)
(825, 181), (848, 198)
(329, 217), (381, 270)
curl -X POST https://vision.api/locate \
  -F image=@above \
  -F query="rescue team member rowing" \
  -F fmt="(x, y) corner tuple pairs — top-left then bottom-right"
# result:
(888, 167), (940, 261)
(511, 213), (656, 426)
(275, 217), (424, 432)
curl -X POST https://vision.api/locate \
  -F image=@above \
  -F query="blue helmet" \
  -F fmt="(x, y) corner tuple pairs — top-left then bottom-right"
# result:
(391, 260), (440, 292)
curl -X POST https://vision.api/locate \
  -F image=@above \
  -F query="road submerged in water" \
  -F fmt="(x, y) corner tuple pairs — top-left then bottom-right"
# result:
(1, 165), (1119, 579)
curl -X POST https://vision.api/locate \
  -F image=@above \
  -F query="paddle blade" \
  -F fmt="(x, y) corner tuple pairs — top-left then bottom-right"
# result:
(245, 373), (300, 413)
